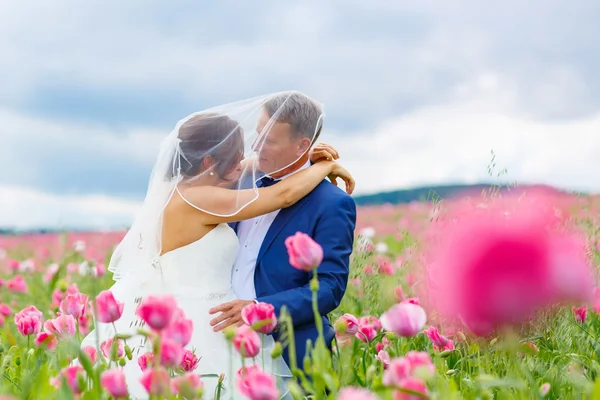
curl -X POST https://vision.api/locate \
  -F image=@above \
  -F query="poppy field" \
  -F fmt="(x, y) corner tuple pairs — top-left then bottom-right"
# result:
(0, 187), (599, 399)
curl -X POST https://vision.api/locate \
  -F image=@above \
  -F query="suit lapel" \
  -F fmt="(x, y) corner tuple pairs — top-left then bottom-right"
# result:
(230, 173), (264, 234)
(228, 221), (239, 233)
(256, 196), (310, 265)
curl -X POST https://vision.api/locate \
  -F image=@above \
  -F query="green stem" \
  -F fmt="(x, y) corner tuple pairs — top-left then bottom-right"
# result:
(311, 269), (323, 340)
(286, 316), (298, 372)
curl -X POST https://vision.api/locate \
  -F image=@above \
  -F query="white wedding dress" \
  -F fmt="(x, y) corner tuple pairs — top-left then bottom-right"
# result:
(80, 223), (292, 399)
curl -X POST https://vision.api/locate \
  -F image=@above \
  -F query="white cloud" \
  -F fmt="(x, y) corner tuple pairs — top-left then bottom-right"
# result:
(330, 73), (600, 195)
(0, 108), (166, 196)
(0, 0), (597, 124)
(0, 185), (139, 230)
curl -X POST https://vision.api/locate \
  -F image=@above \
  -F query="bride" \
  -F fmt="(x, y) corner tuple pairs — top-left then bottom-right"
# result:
(79, 93), (354, 399)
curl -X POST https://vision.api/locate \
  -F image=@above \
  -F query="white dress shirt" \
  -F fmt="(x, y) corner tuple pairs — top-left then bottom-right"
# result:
(232, 160), (311, 300)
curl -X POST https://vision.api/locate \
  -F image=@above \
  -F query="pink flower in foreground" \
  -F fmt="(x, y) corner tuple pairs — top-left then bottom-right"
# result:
(423, 190), (594, 336)
(101, 369), (129, 399)
(139, 368), (170, 397)
(380, 303), (427, 337)
(573, 306), (587, 324)
(159, 338), (184, 368)
(16, 315), (41, 336)
(540, 382), (551, 396)
(377, 350), (391, 369)
(362, 265), (375, 276)
(93, 290), (124, 323)
(383, 351), (435, 387)
(0, 304), (12, 317)
(82, 345), (98, 363)
(51, 366), (85, 395)
(334, 313), (359, 336)
(44, 314), (77, 339)
(423, 326), (454, 351)
(59, 293), (89, 320)
(6, 259), (19, 271)
(136, 295), (178, 330)
(51, 284), (79, 308)
(285, 232), (323, 271)
(355, 324), (377, 343)
(34, 332), (58, 350)
(358, 316), (382, 331)
(394, 377), (428, 400)
(379, 261), (395, 275)
(180, 349), (199, 372)
(233, 325), (261, 358)
(242, 302), (277, 334)
(138, 352), (155, 371)
(338, 387), (379, 400)
(237, 364), (261, 379)
(78, 313), (91, 335)
(163, 315), (194, 347)
(14, 305), (42, 322)
(171, 373), (204, 399)
(402, 298), (420, 305)
(237, 366), (279, 400)
(376, 336), (392, 353)
(6, 275), (27, 293)
(95, 263), (106, 277)
(100, 338), (125, 361)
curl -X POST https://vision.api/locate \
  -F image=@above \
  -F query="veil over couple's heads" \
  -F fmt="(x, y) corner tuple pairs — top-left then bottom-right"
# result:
(107, 91), (324, 280)
(170, 91), (323, 189)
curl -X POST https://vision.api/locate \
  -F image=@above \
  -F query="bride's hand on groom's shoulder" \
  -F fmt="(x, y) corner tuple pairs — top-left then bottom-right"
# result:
(208, 299), (254, 332)
(310, 142), (339, 163)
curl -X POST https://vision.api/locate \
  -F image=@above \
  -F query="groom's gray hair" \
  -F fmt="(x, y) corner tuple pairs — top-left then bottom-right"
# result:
(263, 91), (323, 144)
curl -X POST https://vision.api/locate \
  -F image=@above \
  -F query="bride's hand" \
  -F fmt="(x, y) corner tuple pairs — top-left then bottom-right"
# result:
(327, 162), (355, 195)
(310, 142), (339, 163)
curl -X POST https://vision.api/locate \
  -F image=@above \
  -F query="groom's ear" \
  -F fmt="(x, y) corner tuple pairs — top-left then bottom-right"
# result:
(296, 137), (312, 157)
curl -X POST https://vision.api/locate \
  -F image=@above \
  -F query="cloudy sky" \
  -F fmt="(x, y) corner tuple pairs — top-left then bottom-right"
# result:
(1, 1), (599, 229)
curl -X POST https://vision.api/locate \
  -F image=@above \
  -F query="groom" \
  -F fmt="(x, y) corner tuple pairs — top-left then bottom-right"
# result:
(208, 91), (357, 368)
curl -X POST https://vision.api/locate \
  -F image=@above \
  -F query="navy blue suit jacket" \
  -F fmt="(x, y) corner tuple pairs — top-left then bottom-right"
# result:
(231, 179), (356, 367)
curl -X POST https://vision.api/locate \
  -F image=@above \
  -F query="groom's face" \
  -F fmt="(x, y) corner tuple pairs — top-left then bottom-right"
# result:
(254, 109), (310, 175)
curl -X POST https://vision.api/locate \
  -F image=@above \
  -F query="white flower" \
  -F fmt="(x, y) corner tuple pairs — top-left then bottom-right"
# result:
(19, 259), (36, 273)
(0, 248), (6, 260)
(375, 242), (388, 254)
(47, 263), (59, 276)
(359, 227), (376, 239)
(73, 240), (86, 252)
(79, 261), (99, 277)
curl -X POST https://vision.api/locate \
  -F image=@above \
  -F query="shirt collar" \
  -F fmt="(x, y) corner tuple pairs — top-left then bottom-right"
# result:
(276, 160), (311, 181)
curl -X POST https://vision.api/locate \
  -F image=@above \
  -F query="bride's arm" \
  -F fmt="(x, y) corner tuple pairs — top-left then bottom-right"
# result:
(178, 161), (354, 224)
(239, 143), (339, 171)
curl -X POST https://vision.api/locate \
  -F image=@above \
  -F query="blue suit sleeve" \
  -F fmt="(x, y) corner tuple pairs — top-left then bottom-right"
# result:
(256, 195), (356, 327)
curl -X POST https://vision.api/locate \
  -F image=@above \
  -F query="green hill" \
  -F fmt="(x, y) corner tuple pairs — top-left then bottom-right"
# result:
(351, 183), (561, 206)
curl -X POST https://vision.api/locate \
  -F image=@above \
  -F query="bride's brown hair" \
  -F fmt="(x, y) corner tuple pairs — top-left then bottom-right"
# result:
(167, 113), (244, 180)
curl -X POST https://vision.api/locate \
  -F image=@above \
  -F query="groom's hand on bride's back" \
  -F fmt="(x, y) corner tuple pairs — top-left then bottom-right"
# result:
(208, 300), (255, 332)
